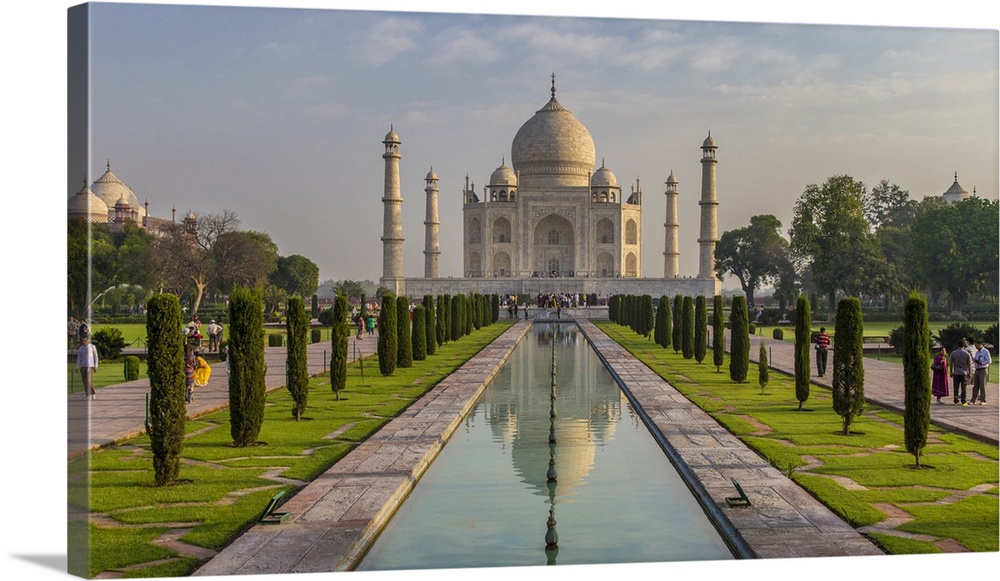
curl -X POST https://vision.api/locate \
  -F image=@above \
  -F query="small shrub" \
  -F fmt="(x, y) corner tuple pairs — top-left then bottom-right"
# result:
(92, 327), (127, 360)
(887, 325), (905, 354)
(772, 328), (784, 340)
(311, 329), (322, 344)
(123, 355), (141, 381)
(268, 334), (284, 347)
(933, 322), (983, 351)
(758, 308), (784, 325)
(985, 323), (998, 354)
(748, 322), (757, 335)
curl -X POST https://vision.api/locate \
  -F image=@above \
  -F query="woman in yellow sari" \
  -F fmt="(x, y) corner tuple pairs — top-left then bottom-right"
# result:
(193, 351), (212, 388)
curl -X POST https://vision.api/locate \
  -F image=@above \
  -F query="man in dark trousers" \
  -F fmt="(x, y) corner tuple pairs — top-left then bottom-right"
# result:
(814, 327), (831, 377)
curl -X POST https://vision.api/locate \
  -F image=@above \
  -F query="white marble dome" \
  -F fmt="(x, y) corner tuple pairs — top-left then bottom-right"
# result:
(511, 86), (595, 189)
(91, 164), (143, 217)
(489, 159), (517, 186)
(67, 183), (109, 222)
(591, 161), (618, 188)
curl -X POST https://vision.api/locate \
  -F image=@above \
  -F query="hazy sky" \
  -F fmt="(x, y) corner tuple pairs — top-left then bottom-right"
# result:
(78, 0), (998, 286)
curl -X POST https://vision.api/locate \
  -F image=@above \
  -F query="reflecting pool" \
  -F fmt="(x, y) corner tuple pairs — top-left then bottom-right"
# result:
(356, 323), (733, 570)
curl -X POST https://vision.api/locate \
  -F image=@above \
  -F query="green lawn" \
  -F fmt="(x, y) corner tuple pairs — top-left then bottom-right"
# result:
(76, 320), (513, 578)
(596, 321), (998, 556)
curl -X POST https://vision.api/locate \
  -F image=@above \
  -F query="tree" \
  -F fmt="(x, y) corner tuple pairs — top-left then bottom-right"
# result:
(285, 296), (310, 419)
(714, 214), (790, 309)
(156, 209), (241, 314)
(227, 285), (267, 447)
(145, 293), (186, 486)
(903, 291), (931, 467)
(681, 296), (695, 359)
(909, 196), (999, 317)
(377, 294), (397, 376)
(68, 218), (117, 317)
(712, 295), (725, 372)
(671, 295), (683, 353)
(637, 295), (654, 339)
(422, 295), (437, 356)
(412, 305), (427, 361)
(790, 176), (885, 319)
(729, 295), (750, 383)
(694, 295), (707, 364)
(114, 221), (160, 290)
(330, 293), (349, 398)
(270, 254), (320, 298)
(863, 179), (917, 230)
(450, 295), (462, 341)
(832, 297), (865, 435)
(212, 230), (279, 293)
(396, 295), (413, 368)
(758, 343), (769, 395)
(435, 295), (447, 346)
(794, 293), (811, 410)
(654, 295), (670, 348)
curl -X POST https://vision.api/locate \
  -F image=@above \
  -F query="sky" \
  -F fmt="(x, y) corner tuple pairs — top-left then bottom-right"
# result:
(75, 0), (999, 286)
(1, 3), (998, 581)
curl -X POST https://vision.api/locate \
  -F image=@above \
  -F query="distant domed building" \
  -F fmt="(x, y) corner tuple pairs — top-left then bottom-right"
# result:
(942, 172), (971, 204)
(67, 160), (193, 233)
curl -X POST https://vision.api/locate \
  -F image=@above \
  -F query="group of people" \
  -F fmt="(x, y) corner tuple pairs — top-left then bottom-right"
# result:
(934, 337), (992, 406)
(183, 315), (224, 352)
(353, 311), (377, 340)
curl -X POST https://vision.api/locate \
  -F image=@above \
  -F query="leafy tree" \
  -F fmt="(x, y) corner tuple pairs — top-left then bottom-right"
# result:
(91, 327), (127, 360)
(902, 291), (931, 467)
(758, 343), (769, 395)
(396, 295), (413, 368)
(729, 295), (750, 383)
(933, 322), (983, 352)
(712, 295), (725, 372)
(412, 305), (427, 361)
(694, 295), (707, 363)
(832, 297), (865, 435)
(212, 230), (279, 293)
(227, 285), (267, 447)
(435, 295), (447, 346)
(654, 295), (670, 348)
(794, 293), (811, 410)
(330, 293), (349, 398)
(114, 221), (160, 290)
(156, 209), (241, 315)
(637, 295), (654, 339)
(909, 196), (999, 317)
(270, 254), (320, 297)
(285, 296), (310, 419)
(790, 176), (887, 319)
(377, 294), (397, 376)
(681, 296), (695, 359)
(863, 179), (917, 230)
(145, 293), (186, 486)
(68, 218), (117, 317)
(422, 295), (436, 356)
(671, 295), (683, 353)
(450, 294), (462, 341)
(714, 214), (790, 309)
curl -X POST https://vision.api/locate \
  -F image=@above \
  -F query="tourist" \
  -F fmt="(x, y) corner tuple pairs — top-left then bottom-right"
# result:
(76, 334), (99, 400)
(68, 316), (80, 349)
(949, 341), (974, 406)
(78, 320), (90, 347)
(931, 346), (949, 403)
(193, 350), (212, 398)
(356, 314), (365, 340)
(184, 344), (197, 403)
(367, 313), (376, 337)
(206, 319), (221, 352)
(971, 339), (991, 405)
(813, 327), (831, 377)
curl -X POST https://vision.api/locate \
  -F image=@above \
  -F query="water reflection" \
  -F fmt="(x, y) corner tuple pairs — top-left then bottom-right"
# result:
(356, 323), (732, 571)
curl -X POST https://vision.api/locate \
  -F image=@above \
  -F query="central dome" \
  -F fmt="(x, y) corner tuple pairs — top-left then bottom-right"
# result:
(510, 83), (595, 189)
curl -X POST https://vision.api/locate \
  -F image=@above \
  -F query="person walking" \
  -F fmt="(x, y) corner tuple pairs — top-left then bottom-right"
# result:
(971, 339), (991, 405)
(949, 341), (974, 406)
(76, 334), (99, 400)
(366, 313), (376, 337)
(813, 327), (831, 377)
(931, 346), (949, 403)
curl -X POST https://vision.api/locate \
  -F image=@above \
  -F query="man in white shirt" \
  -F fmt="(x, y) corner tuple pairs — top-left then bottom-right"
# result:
(971, 340), (992, 405)
(76, 335), (99, 400)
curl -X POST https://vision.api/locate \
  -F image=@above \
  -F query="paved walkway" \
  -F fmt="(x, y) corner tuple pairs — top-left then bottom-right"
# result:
(73, 318), (997, 574)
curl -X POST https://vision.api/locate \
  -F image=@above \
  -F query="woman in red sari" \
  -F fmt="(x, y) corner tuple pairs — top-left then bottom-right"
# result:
(931, 346), (949, 403)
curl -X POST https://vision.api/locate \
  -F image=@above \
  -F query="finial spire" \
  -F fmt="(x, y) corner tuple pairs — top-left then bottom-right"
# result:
(551, 73), (556, 98)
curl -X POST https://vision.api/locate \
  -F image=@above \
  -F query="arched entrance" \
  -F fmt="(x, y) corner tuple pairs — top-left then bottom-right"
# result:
(533, 213), (575, 277)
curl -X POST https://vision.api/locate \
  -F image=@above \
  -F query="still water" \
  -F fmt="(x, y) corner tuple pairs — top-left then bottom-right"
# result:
(356, 323), (733, 570)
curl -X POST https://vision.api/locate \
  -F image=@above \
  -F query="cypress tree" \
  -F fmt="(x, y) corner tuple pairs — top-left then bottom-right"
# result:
(464, 294), (474, 336)
(729, 295), (750, 383)
(492, 293), (500, 323)
(642, 295), (655, 339)
(672, 295), (683, 353)
(442, 294), (452, 343)
(330, 293), (349, 399)
(794, 293), (811, 410)
(609, 295), (619, 323)
(377, 293), (397, 376)
(832, 297), (865, 435)
(695, 295), (707, 363)
(654, 295), (669, 348)
(712, 295), (725, 372)
(285, 296), (310, 420)
(412, 305), (427, 361)
(682, 296), (695, 359)
(146, 293), (186, 486)
(450, 294), (462, 341)
(759, 342), (769, 395)
(471, 293), (482, 330)
(396, 295), (412, 368)
(422, 295), (436, 356)
(436, 295), (447, 346)
(228, 285), (266, 447)
(311, 294), (319, 319)
(903, 291), (931, 467)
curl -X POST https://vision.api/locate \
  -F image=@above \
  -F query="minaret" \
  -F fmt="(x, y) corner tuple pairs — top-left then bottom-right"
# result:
(663, 171), (680, 277)
(381, 126), (405, 295)
(698, 132), (719, 279)
(423, 167), (440, 278)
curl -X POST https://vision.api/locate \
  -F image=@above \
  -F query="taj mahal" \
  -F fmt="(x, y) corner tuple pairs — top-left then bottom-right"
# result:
(380, 76), (722, 301)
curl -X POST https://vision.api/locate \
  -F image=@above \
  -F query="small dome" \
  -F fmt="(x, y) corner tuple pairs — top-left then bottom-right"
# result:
(67, 184), (109, 221)
(943, 172), (970, 204)
(91, 163), (144, 217)
(702, 133), (717, 148)
(426, 167), (438, 181)
(591, 160), (618, 188)
(383, 126), (400, 143)
(185, 211), (197, 221)
(114, 195), (130, 209)
(489, 159), (517, 187)
(666, 171), (678, 185)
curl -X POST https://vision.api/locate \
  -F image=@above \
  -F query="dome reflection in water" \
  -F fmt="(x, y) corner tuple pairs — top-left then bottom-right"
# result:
(357, 323), (733, 571)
